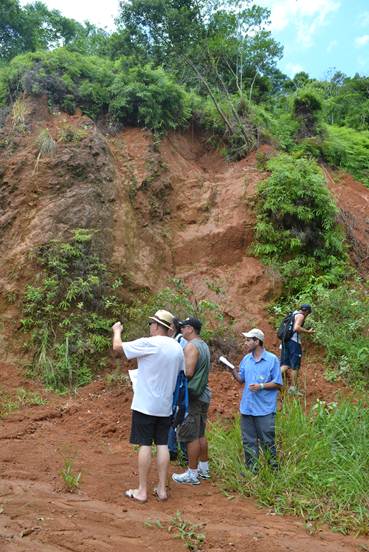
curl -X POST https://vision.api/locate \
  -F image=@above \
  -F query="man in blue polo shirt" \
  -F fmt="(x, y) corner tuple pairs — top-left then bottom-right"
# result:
(229, 328), (282, 472)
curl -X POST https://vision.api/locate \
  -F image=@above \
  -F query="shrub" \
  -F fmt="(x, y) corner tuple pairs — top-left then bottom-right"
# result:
(123, 278), (228, 343)
(321, 125), (369, 188)
(21, 229), (124, 391)
(109, 65), (192, 132)
(193, 94), (259, 159)
(0, 50), (194, 132)
(293, 90), (323, 139)
(0, 49), (113, 118)
(254, 154), (347, 295)
(311, 283), (369, 385)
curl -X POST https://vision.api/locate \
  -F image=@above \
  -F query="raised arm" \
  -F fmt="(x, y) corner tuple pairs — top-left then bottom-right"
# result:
(112, 321), (126, 356)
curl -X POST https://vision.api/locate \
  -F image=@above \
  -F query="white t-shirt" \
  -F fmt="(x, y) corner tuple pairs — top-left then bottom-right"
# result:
(122, 335), (184, 417)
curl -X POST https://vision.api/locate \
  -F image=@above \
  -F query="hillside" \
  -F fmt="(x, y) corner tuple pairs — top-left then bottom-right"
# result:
(0, 97), (368, 551)
(0, 96), (281, 357)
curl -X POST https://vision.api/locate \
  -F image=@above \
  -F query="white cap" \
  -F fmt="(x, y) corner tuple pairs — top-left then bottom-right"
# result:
(241, 328), (265, 342)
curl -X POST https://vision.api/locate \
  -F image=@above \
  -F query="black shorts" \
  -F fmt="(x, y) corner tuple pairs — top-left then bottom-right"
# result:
(280, 340), (302, 370)
(130, 410), (172, 446)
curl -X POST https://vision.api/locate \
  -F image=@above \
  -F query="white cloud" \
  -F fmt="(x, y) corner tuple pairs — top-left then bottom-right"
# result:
(20, 0), (120, 30)
(284, 62), (304, 76)
(259, 0), (341, 47)
(327, 40), (337, 52)
(355, 35), (369, 48)
(358, 11), (369, 27)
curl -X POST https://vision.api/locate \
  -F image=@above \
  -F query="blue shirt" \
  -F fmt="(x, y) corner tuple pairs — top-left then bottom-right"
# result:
(239, 349), (282, 416)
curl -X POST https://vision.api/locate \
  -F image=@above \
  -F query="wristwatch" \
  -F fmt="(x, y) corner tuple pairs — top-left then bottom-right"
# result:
(259, 383), (265, 390)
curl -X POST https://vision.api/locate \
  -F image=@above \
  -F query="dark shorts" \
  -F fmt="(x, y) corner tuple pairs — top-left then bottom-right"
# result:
(280, 340), (302, 370)
(130, 410), (172, 446)
(176, 399), (209, 443)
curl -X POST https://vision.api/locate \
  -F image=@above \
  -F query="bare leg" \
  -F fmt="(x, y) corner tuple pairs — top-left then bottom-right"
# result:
(290, 369), (299, 388)
(155, 445), (169, 499)
(199, 436), (208, 462)
(187, 439), (201, 469)
(134, 445), (151, 501)
(280, 365), (289, 374)
(281, 365), (290, 389)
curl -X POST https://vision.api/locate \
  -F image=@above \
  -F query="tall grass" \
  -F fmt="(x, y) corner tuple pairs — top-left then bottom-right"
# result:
(208, 398), (368, 535)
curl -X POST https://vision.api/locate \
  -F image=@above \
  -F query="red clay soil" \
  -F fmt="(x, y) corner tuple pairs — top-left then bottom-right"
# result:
(322, 165), (369, 275)
(0, 357), (365, 552)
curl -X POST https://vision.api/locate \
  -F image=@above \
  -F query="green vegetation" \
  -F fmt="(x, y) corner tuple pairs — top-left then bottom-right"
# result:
(21, 229), (124, 391)
(109, 64), (191, 131)
(208, 399), (369, 535)
(311, 284), (369, 385)
(123, 277), (228, 343)
(21, 233), (227, 391)
(321, 125), (369, 188)
(0, 0), (108, 62)
(253, 154), (369, 387)
(59, 457), (81, 492)
(0, 387), (47, 417)
(1, 0), (368, 537)
(254, 154), (347, 295)
(33, 128), (56, 173)
(0, 49), (113, 118)
(168, 511), (206, 551)
(144, 512), (206, 551)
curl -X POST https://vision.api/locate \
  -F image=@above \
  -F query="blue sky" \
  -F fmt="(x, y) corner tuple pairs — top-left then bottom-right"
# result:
(20, 0), (369, 79)
(258, 0), (369, 79)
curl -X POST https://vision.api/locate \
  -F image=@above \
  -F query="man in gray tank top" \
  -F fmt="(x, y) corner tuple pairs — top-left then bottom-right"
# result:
(172, 317), (211, 485)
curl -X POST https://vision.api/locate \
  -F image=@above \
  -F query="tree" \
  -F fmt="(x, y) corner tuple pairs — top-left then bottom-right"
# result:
(0, 0), (87, 61)
(115, 0), (282, 96)
(115, 0), (282, 155)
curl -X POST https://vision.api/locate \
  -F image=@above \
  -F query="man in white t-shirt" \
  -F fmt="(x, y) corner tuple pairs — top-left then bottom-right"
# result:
(112, 309), (184, 503)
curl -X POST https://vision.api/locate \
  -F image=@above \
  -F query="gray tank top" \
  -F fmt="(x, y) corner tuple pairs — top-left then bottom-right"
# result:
(291, 310), (302, 344)
(187, 338), (211, 401)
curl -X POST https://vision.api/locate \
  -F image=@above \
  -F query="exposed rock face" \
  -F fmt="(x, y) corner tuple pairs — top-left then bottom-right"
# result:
(1, 98), (368, 357)
(323, 167), (369, 276)
(0, 99), (279, 353)
(108, 128), (281, 335)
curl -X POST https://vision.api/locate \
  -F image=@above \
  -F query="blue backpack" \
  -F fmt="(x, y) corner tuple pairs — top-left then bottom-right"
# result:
(171, 370), (189, 428)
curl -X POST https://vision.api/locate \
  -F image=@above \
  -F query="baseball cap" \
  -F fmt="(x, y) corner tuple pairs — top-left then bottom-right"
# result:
(148, 309), (174, 330)
(241, 328), (265, 341)
(300, 304), (312, 313)
(179, 317), (202, 332)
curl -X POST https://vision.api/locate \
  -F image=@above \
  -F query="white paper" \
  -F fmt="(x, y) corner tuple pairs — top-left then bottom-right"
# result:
(128, 369), (138, 392)
(219, 355), (235, 370)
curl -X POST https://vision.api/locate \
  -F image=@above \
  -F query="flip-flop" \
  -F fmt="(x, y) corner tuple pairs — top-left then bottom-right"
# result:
(124, 489), (147, 503)
(153, 487), (168, 502)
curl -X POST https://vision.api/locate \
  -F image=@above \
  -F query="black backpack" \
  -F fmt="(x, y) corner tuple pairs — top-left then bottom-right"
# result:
(277, 312), (296, 342)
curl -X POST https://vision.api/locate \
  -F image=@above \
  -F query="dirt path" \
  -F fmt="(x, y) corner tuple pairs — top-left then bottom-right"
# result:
(0, 362), (366, 552)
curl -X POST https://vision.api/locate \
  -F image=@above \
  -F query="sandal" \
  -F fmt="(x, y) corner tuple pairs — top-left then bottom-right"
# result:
(153, 487), (168, 502)
(124, 489), (147, 503)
